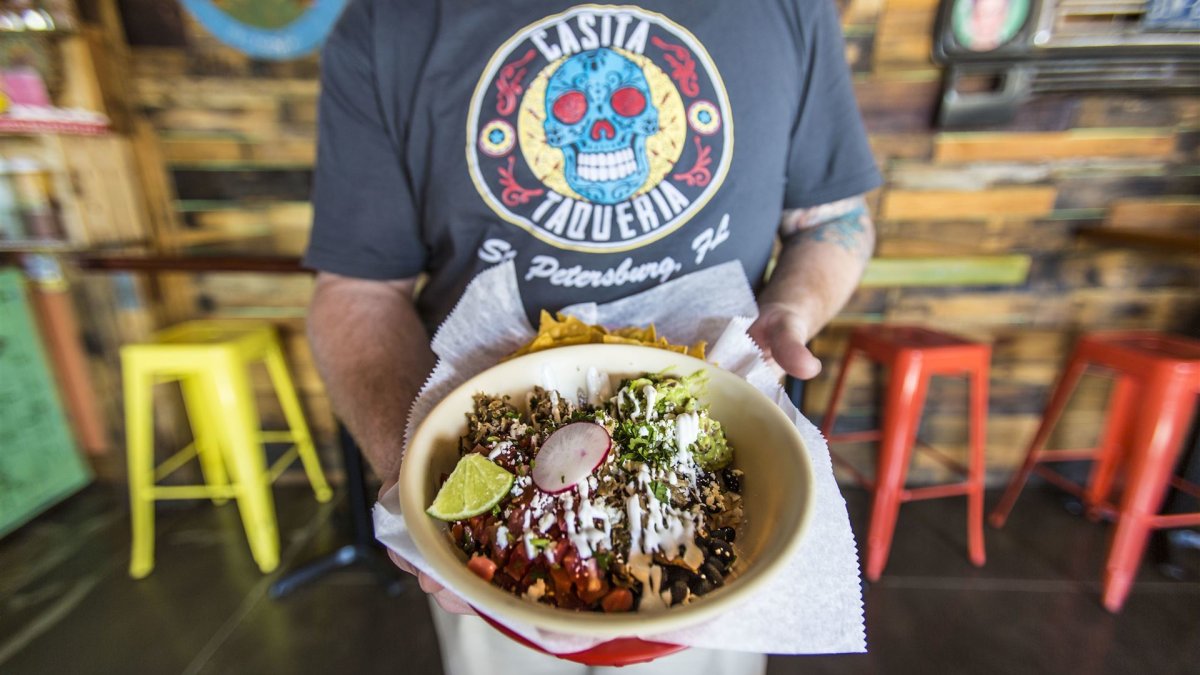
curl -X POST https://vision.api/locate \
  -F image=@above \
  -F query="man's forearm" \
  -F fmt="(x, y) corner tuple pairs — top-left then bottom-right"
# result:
(308, 273), (436, 483)
(759, 195), (875, 333)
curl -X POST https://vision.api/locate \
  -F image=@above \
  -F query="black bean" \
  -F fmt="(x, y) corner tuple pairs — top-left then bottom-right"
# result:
(710, 527), (736, 543)
(661, 564), (689, 586)
(668, 579), (689, 605)
(688, 574), (715, 596)
(708, 540), (735, 567)
(721, 468), (742, 493)
(701, 561), (724, 587)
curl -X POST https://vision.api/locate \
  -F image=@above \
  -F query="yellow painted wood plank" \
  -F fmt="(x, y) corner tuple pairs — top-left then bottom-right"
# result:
(880, 188), (1058, 220)
(934, 130), (1178, 163)
(861, 255), (1031, 288)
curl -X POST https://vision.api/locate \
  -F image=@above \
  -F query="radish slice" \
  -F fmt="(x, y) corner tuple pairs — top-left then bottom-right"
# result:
(533, 422), (611, 494)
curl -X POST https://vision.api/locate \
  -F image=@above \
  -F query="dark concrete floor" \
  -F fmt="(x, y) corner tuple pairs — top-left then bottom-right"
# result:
(0, 482), (1197, 675)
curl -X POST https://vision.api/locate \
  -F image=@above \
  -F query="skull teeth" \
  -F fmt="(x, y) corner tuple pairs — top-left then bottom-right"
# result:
(576, 149), (638, 183)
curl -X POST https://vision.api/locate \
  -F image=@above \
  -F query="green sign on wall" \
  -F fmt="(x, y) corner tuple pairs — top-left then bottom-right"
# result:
(0, 268), (91, 539)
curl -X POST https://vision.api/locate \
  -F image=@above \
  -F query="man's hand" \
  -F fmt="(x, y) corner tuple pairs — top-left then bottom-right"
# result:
(377, 479), (475, 614)
(749, 303), (822, 380)
(751, 195), (875, 380)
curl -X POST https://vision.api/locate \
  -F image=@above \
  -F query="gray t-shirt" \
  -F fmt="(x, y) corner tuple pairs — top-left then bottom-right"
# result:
(305, 0), (881, 331)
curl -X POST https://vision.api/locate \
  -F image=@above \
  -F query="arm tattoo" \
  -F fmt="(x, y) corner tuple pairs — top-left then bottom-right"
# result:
(779, 196), (875, 260)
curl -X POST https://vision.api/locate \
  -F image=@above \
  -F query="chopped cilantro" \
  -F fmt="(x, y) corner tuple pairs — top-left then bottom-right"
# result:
(491, 504), (501, 517)
(530, 537), (551, 548)
(650, 480), (669, 503)
(596, 552), (612, 571)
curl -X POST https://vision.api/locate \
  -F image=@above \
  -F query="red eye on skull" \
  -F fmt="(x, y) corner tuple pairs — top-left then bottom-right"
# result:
(611, 87), (646, 117)
(552, 91), (587, 125)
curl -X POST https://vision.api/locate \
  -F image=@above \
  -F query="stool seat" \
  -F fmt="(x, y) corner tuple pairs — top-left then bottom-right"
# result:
(822, 325), (990, 580)
(1075, 330), (1200, 375)
(990, 330), (1200, 612)
(122, 320), (333, 579)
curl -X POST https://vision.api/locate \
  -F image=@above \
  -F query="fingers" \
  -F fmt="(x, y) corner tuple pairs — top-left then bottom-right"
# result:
(386, 549), (418, 576)
(417, 571), (444, 594)
(433, 589), (476, 615)
(419, 573), (475, 615)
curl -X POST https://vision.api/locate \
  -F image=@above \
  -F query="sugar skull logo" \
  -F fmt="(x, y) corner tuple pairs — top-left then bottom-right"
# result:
(468, 6), (732, 253)
(544, 49), (659, 205)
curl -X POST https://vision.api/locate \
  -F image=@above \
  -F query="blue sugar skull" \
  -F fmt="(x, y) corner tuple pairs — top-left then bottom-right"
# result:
(543, 48), (659, 205)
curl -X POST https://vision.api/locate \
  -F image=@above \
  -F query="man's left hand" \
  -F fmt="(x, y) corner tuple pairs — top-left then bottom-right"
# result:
(749, 303), (823, 380)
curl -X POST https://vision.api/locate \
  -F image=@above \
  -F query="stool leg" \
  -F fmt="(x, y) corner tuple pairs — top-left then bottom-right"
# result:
(967, 365), (988, 567)
(264, 341), (333, 503)
(124, 360), (156, 579)
(207, 359), (281, 574)
(182, 375), (230, 506)
(989, 351), (1089, 528)
(1084, 376), (1137, 521)
(821, 345), (857, 436)
(865, 356), (929, 581)
(1102, 379), (1195, 613)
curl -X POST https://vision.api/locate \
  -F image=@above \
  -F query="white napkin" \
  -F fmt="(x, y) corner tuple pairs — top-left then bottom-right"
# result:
(374, 260), (866, 655)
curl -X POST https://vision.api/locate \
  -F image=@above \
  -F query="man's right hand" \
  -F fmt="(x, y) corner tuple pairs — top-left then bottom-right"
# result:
(378, 480), (475, 615)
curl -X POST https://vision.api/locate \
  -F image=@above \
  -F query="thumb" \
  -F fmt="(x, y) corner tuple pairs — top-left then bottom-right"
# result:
(771, 334), (822, 380)
(764, 311), (822, 380)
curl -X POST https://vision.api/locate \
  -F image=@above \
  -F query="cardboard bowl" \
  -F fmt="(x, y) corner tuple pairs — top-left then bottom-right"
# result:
(400, 343), (814, 641)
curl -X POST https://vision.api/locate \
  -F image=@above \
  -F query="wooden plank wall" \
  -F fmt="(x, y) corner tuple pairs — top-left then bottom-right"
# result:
(80, 2), (1199, 484)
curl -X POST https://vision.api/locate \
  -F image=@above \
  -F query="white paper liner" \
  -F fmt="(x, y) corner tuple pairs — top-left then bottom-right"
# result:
(374, 260), (866, 655)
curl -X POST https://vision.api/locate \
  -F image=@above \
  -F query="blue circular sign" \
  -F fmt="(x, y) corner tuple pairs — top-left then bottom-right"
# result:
(182, 0), (348, 61)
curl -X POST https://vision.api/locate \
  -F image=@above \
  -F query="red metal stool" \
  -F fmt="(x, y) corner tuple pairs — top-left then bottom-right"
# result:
(822, 325), (990, 581)
(989, 331), (1200, 612)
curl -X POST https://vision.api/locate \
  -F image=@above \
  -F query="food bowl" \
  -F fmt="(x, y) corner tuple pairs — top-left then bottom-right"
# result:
(400, 343), (814, 643)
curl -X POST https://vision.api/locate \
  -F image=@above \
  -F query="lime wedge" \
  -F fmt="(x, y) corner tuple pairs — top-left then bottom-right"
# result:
(427, 454), (515, 521)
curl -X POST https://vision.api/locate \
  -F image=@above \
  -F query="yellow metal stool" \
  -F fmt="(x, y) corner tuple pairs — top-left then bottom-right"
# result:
(122, 320), (333, 578)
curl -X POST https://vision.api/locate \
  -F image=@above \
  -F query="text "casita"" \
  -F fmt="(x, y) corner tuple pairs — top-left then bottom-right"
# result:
(530, 11), (652, 62)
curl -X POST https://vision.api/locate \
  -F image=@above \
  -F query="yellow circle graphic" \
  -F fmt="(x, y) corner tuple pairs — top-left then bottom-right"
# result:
(479, 119), (516, 157)
(688, 100), (721, 136)
(517, 48), (687, 202)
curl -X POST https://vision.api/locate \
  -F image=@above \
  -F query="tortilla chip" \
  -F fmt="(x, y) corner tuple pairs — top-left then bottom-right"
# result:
(508, 312), (706, 360)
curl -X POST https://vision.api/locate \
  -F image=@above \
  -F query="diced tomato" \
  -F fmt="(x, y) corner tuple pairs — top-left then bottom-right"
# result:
(549, 566), (574, 600)
(577, 577), (610, 604)
(601, 588), (634, 613)
(564, 553), (602, 593)
(467, 555), (497, 582)
(504, 544), (530, 581)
